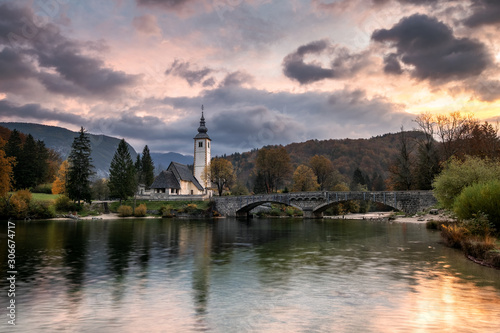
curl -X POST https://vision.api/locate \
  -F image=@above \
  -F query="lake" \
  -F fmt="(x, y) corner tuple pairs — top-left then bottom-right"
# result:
(1, 218), (499, 332)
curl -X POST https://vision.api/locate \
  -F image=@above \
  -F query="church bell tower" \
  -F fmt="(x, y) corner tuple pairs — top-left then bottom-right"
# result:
(194, 105), (211, 188)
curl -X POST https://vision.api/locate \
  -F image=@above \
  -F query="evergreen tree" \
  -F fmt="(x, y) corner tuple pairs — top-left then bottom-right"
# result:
(5, 129), (22, 189)
(35, 139), (49, 185)
(67, 127), (94, 204)
(253, 171), (267, 194)
(141, 145), (155, 188)
(16, 134), (38, 189)
(108, 139), (137, 202)
(350, 168), (366, 191)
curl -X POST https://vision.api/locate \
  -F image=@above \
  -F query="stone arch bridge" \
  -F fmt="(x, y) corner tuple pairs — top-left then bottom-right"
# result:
(213, 191), (437, 218)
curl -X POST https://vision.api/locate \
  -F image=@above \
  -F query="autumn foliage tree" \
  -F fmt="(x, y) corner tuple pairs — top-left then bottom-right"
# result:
(292, 165), (319, 192)
(204, 157), (235, 196)
(0, 138), (15, 196)
(255, 146), (292, 193)
(52, 160), (69, 195)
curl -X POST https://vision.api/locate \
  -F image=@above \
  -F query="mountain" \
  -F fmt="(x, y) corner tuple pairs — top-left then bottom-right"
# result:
(151, 152), (193, 173)
(0, 122), (137, 178)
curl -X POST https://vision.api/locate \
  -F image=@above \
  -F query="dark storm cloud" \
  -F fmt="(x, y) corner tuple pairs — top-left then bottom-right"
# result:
(165, 60), (214, 86)
(282, 39), (370, 85)
(0, 100), (86, 124)
(135, 0), (194, 12)
(464, 0), (500, 27)
(372, 14), (492, 81)
(219, 71), (254, 87)
(0, 3), (139, 98)
(383, 53), (403, 75)
(472, 79), (500, 102)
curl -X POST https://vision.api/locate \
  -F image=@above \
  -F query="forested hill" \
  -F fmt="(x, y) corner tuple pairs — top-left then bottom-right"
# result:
(0, 122), (137, 178)
(225, 131), (427, 189)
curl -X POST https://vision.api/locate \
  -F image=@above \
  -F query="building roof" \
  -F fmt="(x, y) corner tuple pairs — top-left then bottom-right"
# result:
(194, 112), (210, 140)
(150, 170), (180, 189)
(168, 162), (204, 191)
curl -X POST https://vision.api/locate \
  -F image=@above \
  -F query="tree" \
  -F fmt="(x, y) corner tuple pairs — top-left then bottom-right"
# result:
(35, 139), (49, 185)
(108, 139), (137, 202)
(253, 171), (267, 194)
(16, 134), (38, 189)
(140, 145), (155, 188)
(292, 165), (319, 192)
(432, 156), (500, 209)
(67, 127), (94, 204)
(0, 138), (15, 196)
(387, 127), (414, 190)
(309, 155), (334, 190)
(52, 160), (69, 194)
(205, 157), (235, 196)
(255, 146), (292, 193)
(91, 178), (110, 201)
(414, 113), (440, 190)
(135, 154), (142, 183)
(350, 167), (367, 191)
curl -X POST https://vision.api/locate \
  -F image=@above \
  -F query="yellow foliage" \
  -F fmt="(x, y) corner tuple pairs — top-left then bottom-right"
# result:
(0, 143), (15, 196)
(13, 189), (32, 204)
(134, 204), (147, 217)
(292, 165), (319, 192)
(118, 205), (133, 217)
(52, 160), (69, 194)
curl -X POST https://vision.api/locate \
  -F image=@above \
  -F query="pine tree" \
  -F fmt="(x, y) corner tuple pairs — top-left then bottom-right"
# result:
(5, 129), (22, 189)
(35, 139), (49, 185)
(16, 134), (38, 189)
(67, 127), (94, 204)
(135, 154), (142, 183)
(108, 139), (137, 202)
(141, 145), (155, 189)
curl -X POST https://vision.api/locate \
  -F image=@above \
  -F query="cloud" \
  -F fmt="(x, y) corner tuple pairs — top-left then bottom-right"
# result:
(132, 14), (162, 35)
(0, 3), (139, 98)
(219, 71), (254, 87)
(0, 100), (86, 124)
(471, 79), (500, 102)
(135, 0), (197, 13)
(464, 0), (500, 27)
(165, 60), (214, 86)
(372, 14), (492, 81)
(282, 39), (370, 84)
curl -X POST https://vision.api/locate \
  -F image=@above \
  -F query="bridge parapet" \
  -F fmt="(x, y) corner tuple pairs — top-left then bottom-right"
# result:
(212, 191), (437, 218)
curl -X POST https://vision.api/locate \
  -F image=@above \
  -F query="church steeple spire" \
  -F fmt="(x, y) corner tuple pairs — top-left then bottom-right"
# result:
(195, 105), (209, 139)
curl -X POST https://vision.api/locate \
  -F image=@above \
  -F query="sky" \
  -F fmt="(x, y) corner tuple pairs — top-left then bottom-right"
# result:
(0, 0), (499, 156)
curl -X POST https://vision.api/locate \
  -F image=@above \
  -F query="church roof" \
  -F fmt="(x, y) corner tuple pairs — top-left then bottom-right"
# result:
(150, 170), (180, 189)
(169, 162), (205, 191)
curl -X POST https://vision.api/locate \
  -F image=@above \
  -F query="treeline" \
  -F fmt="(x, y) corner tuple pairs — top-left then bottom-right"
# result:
(388, 112), (500, 190)
(221, 112), (499, 195)
(0, 127), (61, 195)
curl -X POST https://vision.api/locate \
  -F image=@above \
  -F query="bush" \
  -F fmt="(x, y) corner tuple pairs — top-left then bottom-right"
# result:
(441, 224), (467, 249)
(159, 205), (174, 217)
(134, 204), (147, 217)
(54, 195), (80, 212)
(433, 156), (500, 209)
(32, 183), (53, 194)
(453, 180), (500, 231)
(29, 201), (55, 219)
(14, 189), (32, 204)
(118, 205), (133, 217)
(461, 235), (496, 259)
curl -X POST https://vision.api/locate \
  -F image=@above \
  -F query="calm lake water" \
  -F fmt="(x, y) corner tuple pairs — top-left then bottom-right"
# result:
(1, 218), (500, 333)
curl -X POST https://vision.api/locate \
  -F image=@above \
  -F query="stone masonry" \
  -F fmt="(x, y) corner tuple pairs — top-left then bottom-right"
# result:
(213, 191), (437, 218)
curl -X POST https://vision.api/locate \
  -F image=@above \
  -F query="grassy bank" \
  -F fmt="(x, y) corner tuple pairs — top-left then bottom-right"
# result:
(109, 200), (214, 218)
(427, 217), (500, 269)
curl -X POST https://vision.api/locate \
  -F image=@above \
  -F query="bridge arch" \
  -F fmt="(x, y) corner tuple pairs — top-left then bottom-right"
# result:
(313, 199), (400, 216)
(235, 200), (303, 217)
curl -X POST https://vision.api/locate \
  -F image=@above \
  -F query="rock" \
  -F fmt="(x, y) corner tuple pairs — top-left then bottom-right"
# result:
(429, 209), (439, 215)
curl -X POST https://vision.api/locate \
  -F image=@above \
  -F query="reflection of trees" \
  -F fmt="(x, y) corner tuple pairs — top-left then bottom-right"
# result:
(64, 222), (90, 293)
(107, 221), (134, 278)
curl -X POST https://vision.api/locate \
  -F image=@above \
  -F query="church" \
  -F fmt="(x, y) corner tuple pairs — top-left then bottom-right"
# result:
(148, 110), (211, 198)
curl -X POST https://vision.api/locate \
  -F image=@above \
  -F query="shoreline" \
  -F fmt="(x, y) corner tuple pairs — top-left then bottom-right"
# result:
(48, 211), (455, 223)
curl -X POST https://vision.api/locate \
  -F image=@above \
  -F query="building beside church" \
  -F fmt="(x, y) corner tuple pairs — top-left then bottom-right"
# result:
(147, 110), (211, 199)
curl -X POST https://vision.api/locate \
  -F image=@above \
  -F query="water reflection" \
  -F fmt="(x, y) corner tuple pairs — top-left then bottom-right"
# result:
(0, 218), (499, 332)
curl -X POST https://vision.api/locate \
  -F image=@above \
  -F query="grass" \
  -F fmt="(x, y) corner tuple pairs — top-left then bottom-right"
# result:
(109, 200), (211, 214)
(31, 193), (61, 203)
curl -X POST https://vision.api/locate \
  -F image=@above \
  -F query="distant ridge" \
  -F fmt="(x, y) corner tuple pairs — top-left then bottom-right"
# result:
(0, 122), (194, 178)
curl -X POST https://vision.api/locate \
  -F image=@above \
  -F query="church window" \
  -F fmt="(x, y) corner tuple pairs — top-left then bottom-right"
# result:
(198, 142), (203, 148)
(208, 142), (210, 148)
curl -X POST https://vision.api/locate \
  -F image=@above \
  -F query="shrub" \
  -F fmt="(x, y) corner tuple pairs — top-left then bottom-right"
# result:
(54, 195), (80, 212)
(461, 235), (496, 259)
(159, 205), (174, 217)
(29, 201), (55, 219)
(32, 183), (53, 194)
(9, 196), (29, 219)
(118, 205), (133, 217)
(433, 156), (500, 209)
(134, 204), (147, 217)
(14, 189), (32, 204)
(441, 224), (467, 249)
(453, 180), (500, 231)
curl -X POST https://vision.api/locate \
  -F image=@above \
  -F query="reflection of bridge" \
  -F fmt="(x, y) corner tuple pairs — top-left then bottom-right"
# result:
(213, 191), (437, 218)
